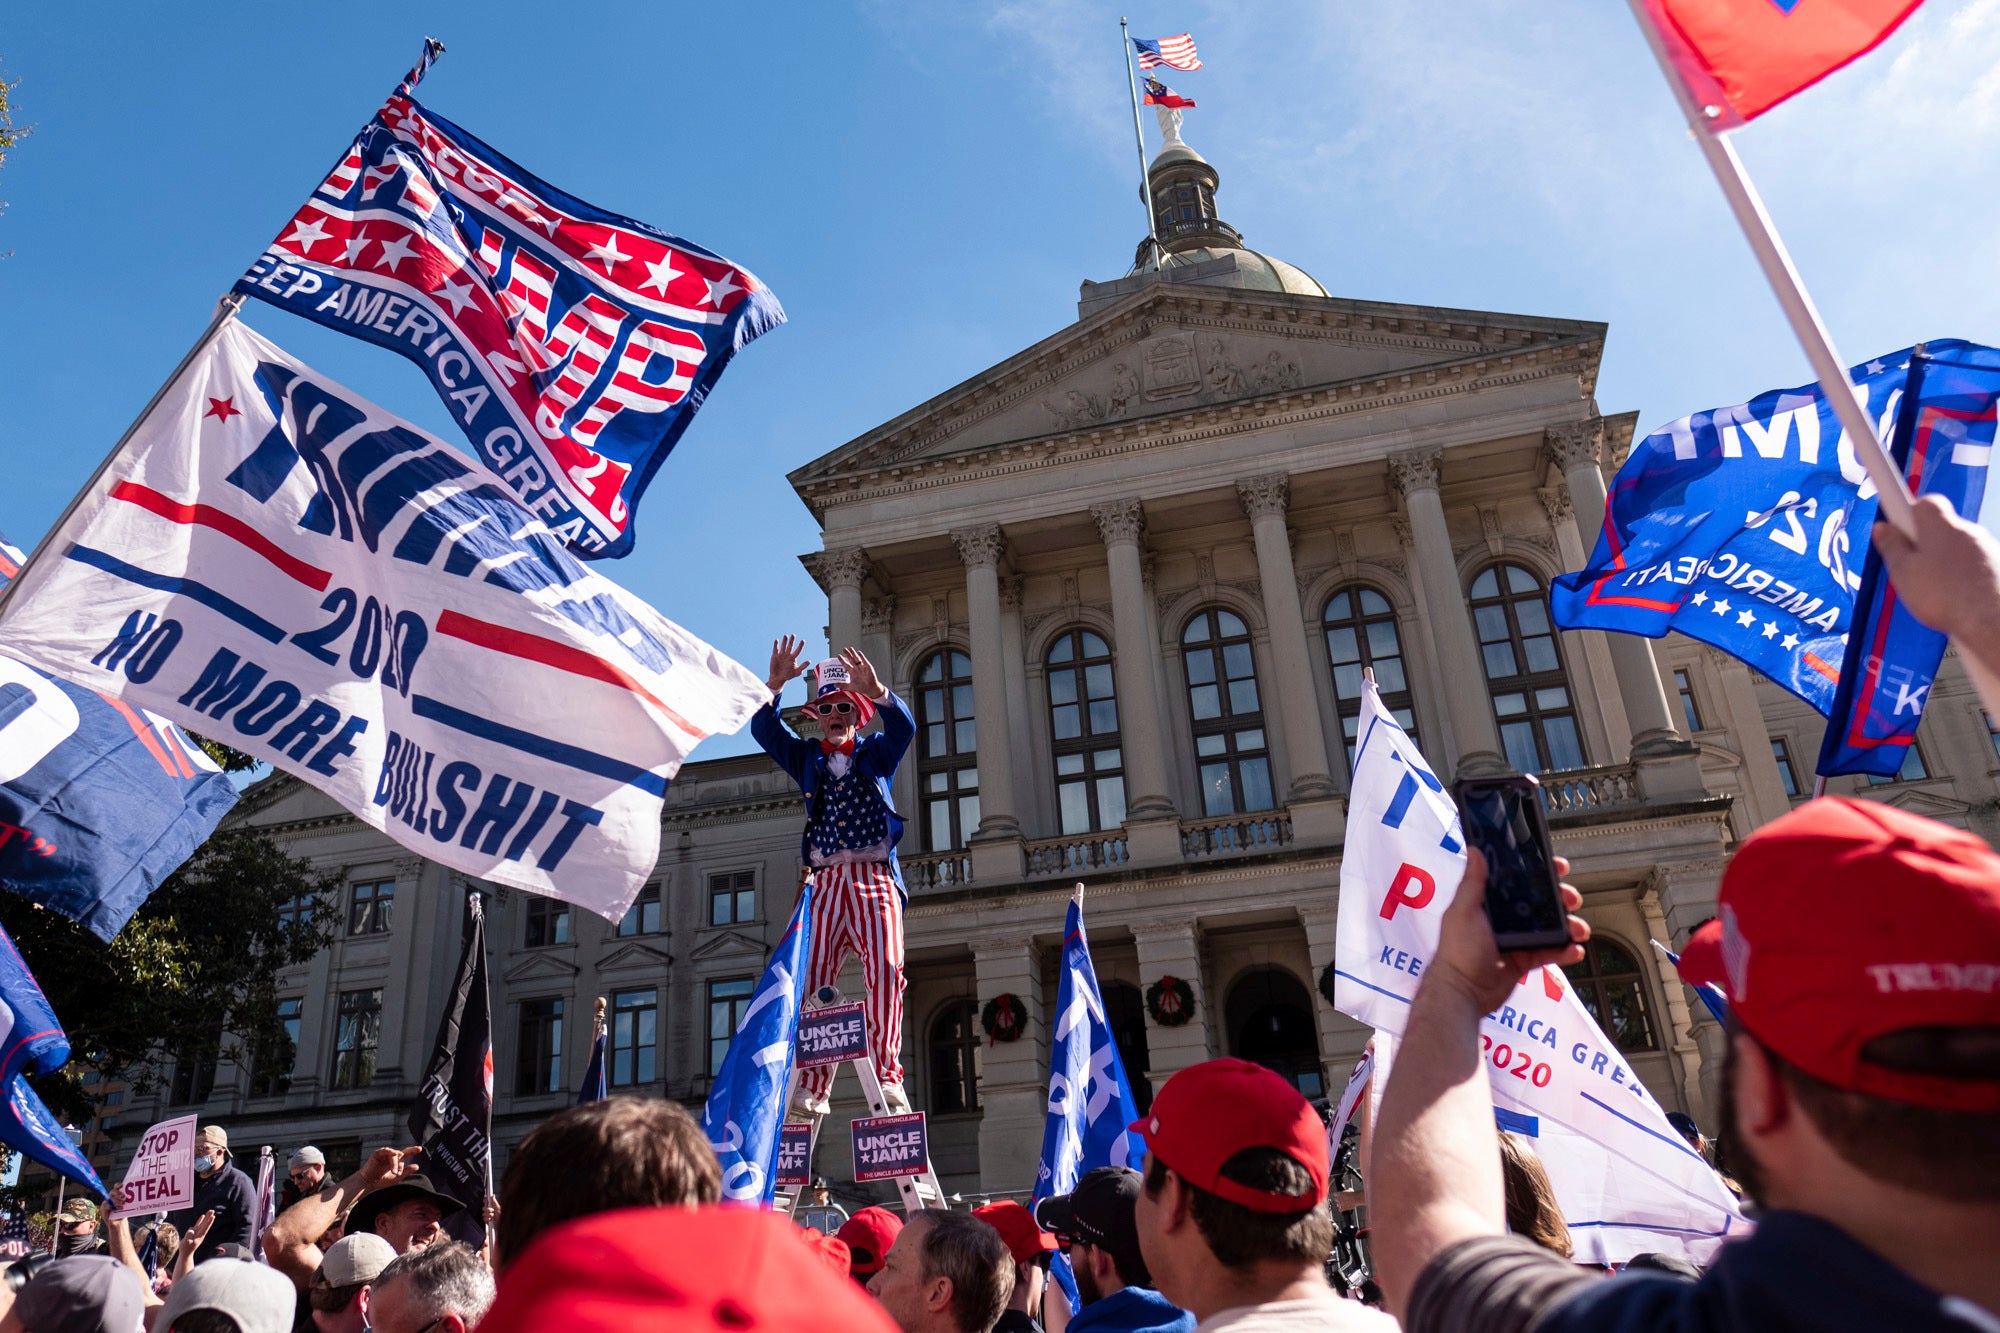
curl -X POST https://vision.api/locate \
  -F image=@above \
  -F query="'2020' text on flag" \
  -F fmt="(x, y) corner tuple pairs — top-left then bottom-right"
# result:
(236, 42), (784, 560)
(1550, 342), (1997, 716)
(0, 321), (768, 923)
(1333, 680), (1743, 1264)
(0, 536), (237, 941)
(1637, 0), (1923, 127)
(702, 881), (813, 1205)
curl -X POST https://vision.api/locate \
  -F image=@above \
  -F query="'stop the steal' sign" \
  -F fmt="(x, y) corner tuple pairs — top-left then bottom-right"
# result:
(0, 322), (767, 923)
(794, 1001), (868, 1070)
(111, 1114), (196, 1218)
(851, 1112), (928, 1183)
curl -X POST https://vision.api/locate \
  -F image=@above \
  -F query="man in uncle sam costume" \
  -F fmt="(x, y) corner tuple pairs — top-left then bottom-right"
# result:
(753, 637), (916, 1117)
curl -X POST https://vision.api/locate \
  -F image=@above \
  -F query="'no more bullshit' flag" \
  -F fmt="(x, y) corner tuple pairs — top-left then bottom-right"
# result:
(0, 320), (767, 923)
(1333, 679), (1743, 1264)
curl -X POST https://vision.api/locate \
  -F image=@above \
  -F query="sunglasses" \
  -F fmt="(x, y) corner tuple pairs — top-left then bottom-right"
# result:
(811, 700), (856, 717)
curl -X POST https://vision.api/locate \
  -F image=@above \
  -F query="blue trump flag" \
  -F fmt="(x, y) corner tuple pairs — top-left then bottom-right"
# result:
(0, 536), (238, 941)
(1551, 342), (1996, 714)
(0, 923), (102, 1193)
(577, 1025), (607, 1104)
(1817, 345), (2000, 777)
(1034, 892), (1147, 1302)
(702, 881), (813, 1205)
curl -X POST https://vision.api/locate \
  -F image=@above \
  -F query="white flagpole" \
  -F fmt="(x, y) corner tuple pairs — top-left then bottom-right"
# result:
(0, 292), (244, 625)
(1119, 18), (1164, 271)
(1623, 0), (2000, 724)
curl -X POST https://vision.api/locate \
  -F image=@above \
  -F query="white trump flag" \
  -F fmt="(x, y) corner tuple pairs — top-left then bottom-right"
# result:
(0, 321), (766, 921)
(1334, 679), (1744, 1264)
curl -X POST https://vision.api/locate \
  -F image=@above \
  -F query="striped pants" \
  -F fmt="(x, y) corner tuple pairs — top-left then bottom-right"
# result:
(800, 862), (906, 1100)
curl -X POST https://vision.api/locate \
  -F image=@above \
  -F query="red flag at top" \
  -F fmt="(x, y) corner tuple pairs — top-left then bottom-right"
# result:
(1639, 0), (1924, 126)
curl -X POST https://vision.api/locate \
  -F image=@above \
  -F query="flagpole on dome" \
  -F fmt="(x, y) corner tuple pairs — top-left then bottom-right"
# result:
(1622, 0), (2000, 726)
(1119, 18), (1165, 272)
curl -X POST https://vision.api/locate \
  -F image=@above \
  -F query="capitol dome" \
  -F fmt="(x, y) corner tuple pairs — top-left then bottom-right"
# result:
(1130, 130), (1327, 297)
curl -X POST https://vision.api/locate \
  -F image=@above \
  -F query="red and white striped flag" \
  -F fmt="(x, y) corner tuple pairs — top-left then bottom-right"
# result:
(1133, 33), (1201, 71)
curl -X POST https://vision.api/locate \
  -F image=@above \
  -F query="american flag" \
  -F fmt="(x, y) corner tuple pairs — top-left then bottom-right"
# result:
(235, 43), (784, 560)
(1133, 33), (1201, 72)
(0, 1213), (28, 1261)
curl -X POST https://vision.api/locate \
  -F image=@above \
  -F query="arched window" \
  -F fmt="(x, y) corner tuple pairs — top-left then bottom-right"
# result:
(1323, 586), (1419, 766)
(1181, 609), (1274, 816)
(928, 999), (982, 1114)
(1103, 981), (1153, 1115)
(1562, 939), (1655, 1052)
(916, 650), (978, 851)
(1469, 564), (1584, 773)
(1047, 629), (1126, 834)
(1225, 968), (1323, 1098)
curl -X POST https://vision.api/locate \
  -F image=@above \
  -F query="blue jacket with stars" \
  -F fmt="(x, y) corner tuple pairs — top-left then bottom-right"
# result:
(751, 690), (915, 901)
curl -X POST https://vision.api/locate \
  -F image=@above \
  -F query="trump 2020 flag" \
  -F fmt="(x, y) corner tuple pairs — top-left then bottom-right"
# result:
(1637, 0), (1922, 127)
(0, 923), (102, 1194)
(1551, 342), (1998, 716)
(1817, 345), (2000, 777)
(702, 881), (813, 1205)
(410, 892), (491, 1218)
(0, 321), (767, 924)
(1334, 679), (1742, 1263)
(0, 538), (237, 942)
(235, 41), (784, 559)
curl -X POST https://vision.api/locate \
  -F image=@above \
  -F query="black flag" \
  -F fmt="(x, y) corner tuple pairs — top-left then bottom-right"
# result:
(409, 891), (492, 1224)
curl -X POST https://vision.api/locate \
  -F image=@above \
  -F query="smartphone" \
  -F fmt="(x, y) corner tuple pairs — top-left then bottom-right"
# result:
(1449, 774), (1570, 952)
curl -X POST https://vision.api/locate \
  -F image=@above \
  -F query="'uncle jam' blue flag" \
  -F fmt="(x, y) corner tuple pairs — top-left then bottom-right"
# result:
(1816, 345), (1999, 777)
(1552, 342), (1997, 715)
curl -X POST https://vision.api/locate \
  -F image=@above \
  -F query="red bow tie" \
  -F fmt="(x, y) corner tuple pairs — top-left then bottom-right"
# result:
(821, 738), (855, 757)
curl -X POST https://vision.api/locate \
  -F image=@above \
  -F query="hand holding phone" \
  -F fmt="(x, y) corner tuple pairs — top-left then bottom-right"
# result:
(1449, 774), (1571, 952)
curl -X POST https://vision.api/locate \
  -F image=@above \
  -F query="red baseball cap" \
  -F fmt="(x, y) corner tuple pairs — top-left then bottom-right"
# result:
(834, 1205), (904, 1276)
(800, 1230), (853, 1278)
(1129, 1058), (1328, 1213)
(478, 1206), (898, 1333)
(971, 1200), (1057, 1266)
(1677, 797), (2000, 1112)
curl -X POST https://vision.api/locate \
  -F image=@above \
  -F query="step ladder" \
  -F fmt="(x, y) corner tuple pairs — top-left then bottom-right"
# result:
(776, 988), (947, 1218)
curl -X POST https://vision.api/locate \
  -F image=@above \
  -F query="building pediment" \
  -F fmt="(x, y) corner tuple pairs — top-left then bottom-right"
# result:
(789, 283), (1605, 514)
(690, 929), (767, 962)
(1872, 786), (1972, 822)
(599, 941), (672, 972)
(503, 953), (582, 984)
(226, 771), (349, 830)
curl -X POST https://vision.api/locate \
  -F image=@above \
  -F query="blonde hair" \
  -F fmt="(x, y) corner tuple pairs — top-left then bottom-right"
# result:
(1498, 1132), (1572, 1259)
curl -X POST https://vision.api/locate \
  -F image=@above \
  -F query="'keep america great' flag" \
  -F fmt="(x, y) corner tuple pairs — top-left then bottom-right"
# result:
(236, 41), (785, 560)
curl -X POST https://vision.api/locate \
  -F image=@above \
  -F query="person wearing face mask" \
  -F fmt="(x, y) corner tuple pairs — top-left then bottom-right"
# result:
(52, 1199), (107, 1258)
(165, 1124), (257, 1264)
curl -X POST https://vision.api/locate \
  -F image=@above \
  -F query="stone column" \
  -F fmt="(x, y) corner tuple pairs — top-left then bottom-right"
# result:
(1544, 424), (1685, 756)
(951, 526), (1024, 878)
(1131, 920), (1211, 1095)
(973, 936), (1049, 1193)
(1537, 484), (1632, 761)
(1090, 500), (1182, 863)
(1650, 859), (1729, 1124)
(1389, 449), (1507, 777)
(1704, 646), (1794, 829)
(999, 576), (1037, 835)
(812, 547), (870, 656)
(1298, 900), (1371, 1094)
(1637, 880), (1710, 1125)
(1236, 476), (1341, 823)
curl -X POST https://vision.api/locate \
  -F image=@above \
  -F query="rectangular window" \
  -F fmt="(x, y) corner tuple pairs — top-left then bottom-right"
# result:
(276, 894), (314, 932)
(611, 989), (658, 1086)
(524, 897), (571, 948)
(348, 880), (394, 936)
(1988, 712), (2000, 762)
(329, 989), (382, 1090)
(617, 883), (662, 937)
(1769, 738), (1800, 797)
(707, 977), (756, 1074)
(1673, 669), (1704, 733)
(516, 998), (564, 1096)
(249, 996), (303, 1098)
(709, 871), (756, 926)
(168, 1032), (219, 1106)
(1866, 743), (1930, 786)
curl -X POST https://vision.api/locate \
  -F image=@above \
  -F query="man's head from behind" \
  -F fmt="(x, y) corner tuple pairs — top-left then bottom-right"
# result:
(9, 1256), (145, 1333)
(154, 1255), (295, 1333)
(1034, 1167), (1151, 1305)
(306, 1234), (398, 1333)
(1132, 1059), (1332, 1316)
(365, 1242), (493, 1333)
(867, 1210), (1013, 1333)
(837, 1207), (904, 1285)
(496, 1095), (721, 1269)
(1679, 799), (2000, 1208)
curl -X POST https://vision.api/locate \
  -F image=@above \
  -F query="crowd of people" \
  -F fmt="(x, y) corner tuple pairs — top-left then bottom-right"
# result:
(0, 500), (1996, 1331)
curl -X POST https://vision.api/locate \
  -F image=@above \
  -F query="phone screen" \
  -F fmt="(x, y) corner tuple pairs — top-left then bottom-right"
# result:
(1454, 780), (1566, 945)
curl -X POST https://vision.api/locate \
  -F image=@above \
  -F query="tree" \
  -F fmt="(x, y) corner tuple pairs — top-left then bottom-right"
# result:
(0, 60), (26, 227)
(0, 829), (340, 1127)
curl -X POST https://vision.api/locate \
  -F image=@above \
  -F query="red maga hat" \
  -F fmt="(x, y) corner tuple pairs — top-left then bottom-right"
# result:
(1677, 797), (2000, 1112)
(971, 1200), (1057, 1267)
(834, 1205), (904, 1276)
(1129, 1057), (1328, 1213)
(478, 1206), (898, 1333)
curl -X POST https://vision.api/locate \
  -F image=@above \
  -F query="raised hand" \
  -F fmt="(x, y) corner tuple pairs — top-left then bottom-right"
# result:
(1432, 849), (1588, 1014)
(767, 635), (809, 696)
(839, 646), (887, 700)
(360, 1145), (423, 1189)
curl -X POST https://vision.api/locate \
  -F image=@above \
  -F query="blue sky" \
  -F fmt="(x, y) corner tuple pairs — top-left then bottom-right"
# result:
(3, 0), (1997, 759)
